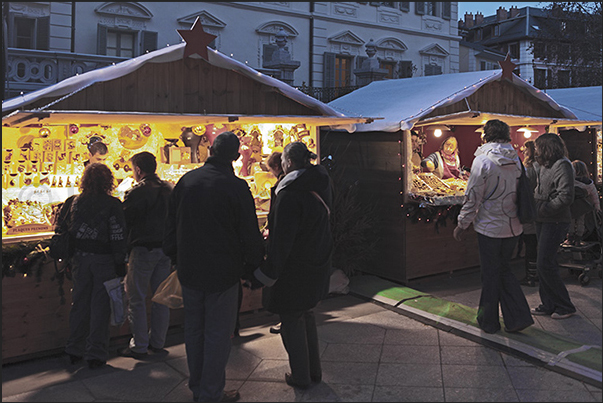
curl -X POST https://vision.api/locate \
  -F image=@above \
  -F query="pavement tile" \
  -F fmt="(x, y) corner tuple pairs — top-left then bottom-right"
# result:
(348, 309), (430, 331)
(226, 348), (263, 379)
(0, 380), (94, 402)
(81, 362), (184, 401)
(321, 343), (382, 363)
(376, 363), (442, 387)
(437, 330), (480, 346)
(440, 345), (504, 366)
(301, 382), (375, 402)
(506, 366), (591, 391)
(444, 387), (519, 402)
(318, 321), (385, 344)
(321, 362), (378, 385)
(380, 344), (441, 364)
(383, 327), (440, 345)
(441, 364), (513, 389)
(237, 380), (303, 402)
(247, 359), (292, 382)
(372, 385), (444, 402)
(515, 388), (600, 402)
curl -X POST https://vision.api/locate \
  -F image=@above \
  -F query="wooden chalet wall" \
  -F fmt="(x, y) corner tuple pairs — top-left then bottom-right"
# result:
(321, 130), (480, 284)
(423, 79), (568, 120)
(19, 59), (320, 116)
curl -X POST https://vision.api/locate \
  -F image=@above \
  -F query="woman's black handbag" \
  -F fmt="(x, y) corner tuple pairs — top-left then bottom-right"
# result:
(49, 231), (73, 261)
(49, 196), (76, 261)
(517, 163), (537, 224)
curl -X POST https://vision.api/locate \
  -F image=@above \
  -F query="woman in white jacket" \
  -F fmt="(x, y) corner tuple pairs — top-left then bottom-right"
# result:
(453, 119), (534, 334)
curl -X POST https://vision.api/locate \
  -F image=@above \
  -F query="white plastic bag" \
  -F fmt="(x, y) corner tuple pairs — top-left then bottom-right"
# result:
(152, 271), (183, 309)
(103, 277), (127, 327)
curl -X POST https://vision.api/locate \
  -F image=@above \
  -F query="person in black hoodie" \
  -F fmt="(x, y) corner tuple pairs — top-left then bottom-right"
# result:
(59, 163), (127, 369)
(118, 151), (173, 359)
(163, 131), (264, 403)
(247, 141), (333, 389)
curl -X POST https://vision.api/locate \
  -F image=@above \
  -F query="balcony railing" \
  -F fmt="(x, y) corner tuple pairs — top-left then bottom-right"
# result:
(296, 85), (361, 103)
(4, 48), (128, 101)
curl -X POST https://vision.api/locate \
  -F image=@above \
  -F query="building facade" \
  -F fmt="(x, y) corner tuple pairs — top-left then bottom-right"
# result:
(3, 2), (461, 102)
(458, 5), (575, 89)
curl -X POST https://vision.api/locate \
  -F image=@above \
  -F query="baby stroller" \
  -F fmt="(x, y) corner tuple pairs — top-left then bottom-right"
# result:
(559, 209), (603, 286)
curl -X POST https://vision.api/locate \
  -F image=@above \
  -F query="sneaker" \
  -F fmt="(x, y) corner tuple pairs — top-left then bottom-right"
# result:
(551, 311), (576, 319)
(220, 390), (240, 402)
(270, 323), (282, 334)
(531, 306), (552, 316)
(117, 347), (148, 359)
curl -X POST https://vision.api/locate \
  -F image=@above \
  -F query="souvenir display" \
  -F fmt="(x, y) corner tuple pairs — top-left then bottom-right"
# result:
(2, 122), (318, 237)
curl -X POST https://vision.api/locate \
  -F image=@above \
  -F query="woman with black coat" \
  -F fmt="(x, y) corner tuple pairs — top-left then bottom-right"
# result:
(250, 141), (333, 389)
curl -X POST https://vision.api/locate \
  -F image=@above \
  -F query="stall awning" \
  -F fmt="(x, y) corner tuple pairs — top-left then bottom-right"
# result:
(413, 111), (601, 129)
(1, 110), (376, 129)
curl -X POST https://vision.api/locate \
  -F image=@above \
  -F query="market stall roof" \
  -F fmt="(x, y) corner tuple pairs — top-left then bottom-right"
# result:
(1, 109), (369, 128)
(543, 86), (602, 123)
(2, 41), (373, 131)
(328, 70), (592, 132)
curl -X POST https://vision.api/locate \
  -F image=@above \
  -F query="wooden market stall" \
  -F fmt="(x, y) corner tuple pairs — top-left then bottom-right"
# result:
(1, 27), (368, 363)
(323, 62), (600, 285)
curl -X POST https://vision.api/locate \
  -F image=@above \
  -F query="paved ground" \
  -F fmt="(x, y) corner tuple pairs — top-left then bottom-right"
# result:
(2, 258), (601, 402)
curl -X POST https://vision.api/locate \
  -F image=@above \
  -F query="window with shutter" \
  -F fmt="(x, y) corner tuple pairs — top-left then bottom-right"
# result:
(141, 31), (158, 54)
(14, 17), (35, 49)
(263, 44), (278, 66)
(36, 17), (50, 50)
(323, 52), (336, 87)
(398, 61), (414, 78)
(425, 64), (442, 76)
(97, 25), (108, 55)
(442, 2), (451, 20)
(415, 2), (425, 15)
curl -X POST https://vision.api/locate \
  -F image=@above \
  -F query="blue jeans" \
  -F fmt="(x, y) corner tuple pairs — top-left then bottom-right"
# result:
(182, 282), (239, 402)
(535, 221), (576, 315)
(125, 246), (171, 352)
(476, 234), (533, 333)
(65, 251), (117, 361)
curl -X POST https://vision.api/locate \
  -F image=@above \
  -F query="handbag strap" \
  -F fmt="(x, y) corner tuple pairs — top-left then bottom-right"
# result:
(310, 191), (330, 217)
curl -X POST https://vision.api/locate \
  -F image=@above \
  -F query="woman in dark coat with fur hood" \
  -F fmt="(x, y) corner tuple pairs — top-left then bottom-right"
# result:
(251, 141), (333, 389)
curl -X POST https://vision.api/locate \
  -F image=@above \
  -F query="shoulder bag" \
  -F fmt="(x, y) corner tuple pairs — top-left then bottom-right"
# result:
(517, 162), (537, 224)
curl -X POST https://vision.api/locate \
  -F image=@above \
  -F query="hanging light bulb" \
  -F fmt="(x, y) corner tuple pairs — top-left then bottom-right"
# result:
(517, 126), (537, 138)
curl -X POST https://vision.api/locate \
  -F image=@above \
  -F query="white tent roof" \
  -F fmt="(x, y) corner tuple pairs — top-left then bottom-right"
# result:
(2, 43), (364, 131)
(328, 70), (580, 132)
(544, 86), (602, 123)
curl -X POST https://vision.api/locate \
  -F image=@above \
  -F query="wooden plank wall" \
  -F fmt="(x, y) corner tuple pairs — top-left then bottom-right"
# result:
(22, 59), (320, 117)
(405, 219), (480, 279)
(424, 79), (567, 120)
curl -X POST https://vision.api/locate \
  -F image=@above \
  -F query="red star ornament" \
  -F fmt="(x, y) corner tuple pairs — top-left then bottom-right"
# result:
(177, 17), (217, 60)
(498, 53), (517, 81)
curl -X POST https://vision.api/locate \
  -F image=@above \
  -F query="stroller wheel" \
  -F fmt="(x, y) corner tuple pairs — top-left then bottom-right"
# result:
(579, 273), (590, 286)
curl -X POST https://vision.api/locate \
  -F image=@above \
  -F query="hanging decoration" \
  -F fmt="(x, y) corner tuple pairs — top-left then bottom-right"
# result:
(403, 201), (462, 233)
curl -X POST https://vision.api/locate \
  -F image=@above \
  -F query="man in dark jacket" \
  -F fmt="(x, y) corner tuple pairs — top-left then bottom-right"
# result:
(118, 152), (173, 359)
(163, 132), (264, 403)
(249, 141), (333, 389)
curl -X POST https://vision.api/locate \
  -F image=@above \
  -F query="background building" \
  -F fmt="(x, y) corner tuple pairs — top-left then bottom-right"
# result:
(3, 2), (461, 102)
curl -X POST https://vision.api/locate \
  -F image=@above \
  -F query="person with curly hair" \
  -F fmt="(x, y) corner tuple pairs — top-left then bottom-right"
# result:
(531, 133), (576, 319)
(57, 163), (127, 369)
